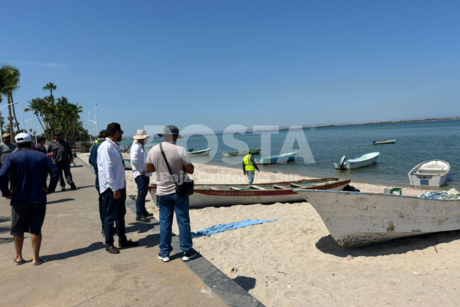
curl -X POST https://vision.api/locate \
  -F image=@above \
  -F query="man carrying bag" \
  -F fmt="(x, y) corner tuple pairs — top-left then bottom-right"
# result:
(146, 125), (196, 263)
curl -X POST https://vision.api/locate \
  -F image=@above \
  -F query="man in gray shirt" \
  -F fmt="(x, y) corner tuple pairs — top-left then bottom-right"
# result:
(146, 125), (196, 263)
(0, 133), (16, 199)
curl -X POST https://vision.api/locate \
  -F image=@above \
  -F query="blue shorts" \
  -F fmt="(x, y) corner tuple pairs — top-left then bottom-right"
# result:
(11, 203), (46, 236)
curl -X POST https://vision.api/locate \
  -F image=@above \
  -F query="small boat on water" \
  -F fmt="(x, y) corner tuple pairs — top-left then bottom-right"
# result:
(188, 148), (212, 156)
(408, 160), (450, 187)
(256, 152), (297, 165)
(294, 190), (460, 247)
(373, 140), (396, 145)
(222, 148), (261, 157)
(334, 152), (380, 170)
(186, 147), (195, 152)
(149, 178), (351, 208)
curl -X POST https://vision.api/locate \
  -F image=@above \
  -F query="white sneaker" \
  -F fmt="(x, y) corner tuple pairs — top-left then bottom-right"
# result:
(182, 251), (196, 261)
(158, 254), (170, 262)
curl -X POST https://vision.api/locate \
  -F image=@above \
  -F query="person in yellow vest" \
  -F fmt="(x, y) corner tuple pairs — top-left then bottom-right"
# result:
(242, 151), (260, 184)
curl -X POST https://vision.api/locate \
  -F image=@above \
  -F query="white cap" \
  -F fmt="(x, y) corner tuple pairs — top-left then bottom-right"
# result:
(15, 133), (32, 144)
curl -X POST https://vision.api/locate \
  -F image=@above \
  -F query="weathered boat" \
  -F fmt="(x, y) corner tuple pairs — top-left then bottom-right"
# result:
(373, 139), (396, 145)
(222, 148), (261, 157)
(294, 190), (460, 247)
(149, 178), (350, 208)
(408, 160), (450, 187)
(188, 148), (212, 156)
(334, 152), (380, 170)
(256, 152), (297, 165)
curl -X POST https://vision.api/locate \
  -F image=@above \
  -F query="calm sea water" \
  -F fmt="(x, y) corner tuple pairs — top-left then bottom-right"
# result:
(131, 120), (460, 188)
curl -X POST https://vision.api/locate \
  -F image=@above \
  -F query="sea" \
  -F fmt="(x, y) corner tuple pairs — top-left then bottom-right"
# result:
(121, 120), (460, 188)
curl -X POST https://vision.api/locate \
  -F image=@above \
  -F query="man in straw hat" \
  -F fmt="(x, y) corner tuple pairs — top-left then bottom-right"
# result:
(0, 133), (16, 199)
(130, 129), (153, 222)
(147, 125), (196, 262)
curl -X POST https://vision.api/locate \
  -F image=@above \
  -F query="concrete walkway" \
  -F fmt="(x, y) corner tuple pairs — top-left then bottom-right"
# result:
(0, 158), (262, 306)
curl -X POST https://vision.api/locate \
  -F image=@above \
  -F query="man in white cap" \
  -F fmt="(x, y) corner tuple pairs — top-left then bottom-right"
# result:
(130, 129), (153, 222)
(146, 125), (196, 262)
(0, 133), (59, 266)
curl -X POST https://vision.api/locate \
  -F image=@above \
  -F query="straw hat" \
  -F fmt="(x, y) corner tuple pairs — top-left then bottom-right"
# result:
(133, 129), (151, 140)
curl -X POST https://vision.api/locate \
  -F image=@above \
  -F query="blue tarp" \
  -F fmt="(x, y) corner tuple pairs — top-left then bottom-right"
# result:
(191, 219), (277, 239)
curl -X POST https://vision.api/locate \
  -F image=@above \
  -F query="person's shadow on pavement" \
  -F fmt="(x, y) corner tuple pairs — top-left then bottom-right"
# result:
(44, 242), (104, 262)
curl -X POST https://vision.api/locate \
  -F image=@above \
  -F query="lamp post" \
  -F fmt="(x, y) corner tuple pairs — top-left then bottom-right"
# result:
(88, 111), (91, 142)
(94, 103), (98, 135)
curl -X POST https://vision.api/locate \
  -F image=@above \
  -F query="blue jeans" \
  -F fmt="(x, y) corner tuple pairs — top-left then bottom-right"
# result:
(247, 171), (255, 184)
(135, 176), (150, 217)
(102, 188), (127, 246)
(95, 176), (104, 229)
(157, 193), (193, 257)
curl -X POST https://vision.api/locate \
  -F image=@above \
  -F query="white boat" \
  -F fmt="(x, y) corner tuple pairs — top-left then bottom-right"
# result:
(294, 190), (460, 247)
(149, 178), (350, 208)
(334, 152), (380, 170)
(373, 139), (396, 145)
(408, 160), (450, 187)
(188, 148), (212, 156)
(123, 159), (132, 170)
(256, 152), (297, 165)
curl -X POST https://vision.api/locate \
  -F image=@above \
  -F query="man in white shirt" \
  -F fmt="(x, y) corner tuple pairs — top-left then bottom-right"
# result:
(97, 122), (138, 254)
(130, 129), (153, 222)
(146, 125), (196, 263)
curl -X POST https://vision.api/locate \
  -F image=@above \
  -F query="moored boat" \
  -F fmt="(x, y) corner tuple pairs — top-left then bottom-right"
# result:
(334, 152), (380, 170)
(256, 152), (297, 165)
(188, 148), (212, 156)
(294, 190), (460, 247)
(149, 178), (350, 208)
(123, 158), (132, 170)
(222, 148), (261, 157)
(186, 147), (195, 152)
(408, 160), (450, 187)
(373, 139), (396, 145)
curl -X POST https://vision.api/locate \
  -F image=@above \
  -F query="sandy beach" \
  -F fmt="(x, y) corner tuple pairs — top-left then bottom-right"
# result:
(79, 153), (460, 306)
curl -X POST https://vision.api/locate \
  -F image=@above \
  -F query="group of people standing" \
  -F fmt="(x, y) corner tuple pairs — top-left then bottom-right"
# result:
(89, 123), (196, 261)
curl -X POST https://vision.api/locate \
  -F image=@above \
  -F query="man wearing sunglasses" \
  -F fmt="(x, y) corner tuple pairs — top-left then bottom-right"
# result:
(0, 133), (16, 199)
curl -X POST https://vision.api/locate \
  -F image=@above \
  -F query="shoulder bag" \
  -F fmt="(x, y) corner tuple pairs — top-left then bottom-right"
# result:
(160, 143), (194, 197)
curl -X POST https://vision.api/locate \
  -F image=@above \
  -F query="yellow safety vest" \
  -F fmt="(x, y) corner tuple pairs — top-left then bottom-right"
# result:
(243, 154), (255, 172)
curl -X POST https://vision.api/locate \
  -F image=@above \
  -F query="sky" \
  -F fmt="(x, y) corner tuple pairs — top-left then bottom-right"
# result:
(1, 0), (460, 136)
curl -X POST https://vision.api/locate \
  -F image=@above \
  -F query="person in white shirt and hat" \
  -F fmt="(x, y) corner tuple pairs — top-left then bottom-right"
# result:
(130, 129), (153, 222)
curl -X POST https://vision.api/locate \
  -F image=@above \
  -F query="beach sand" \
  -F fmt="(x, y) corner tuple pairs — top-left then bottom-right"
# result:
(79, 153), (460, 306)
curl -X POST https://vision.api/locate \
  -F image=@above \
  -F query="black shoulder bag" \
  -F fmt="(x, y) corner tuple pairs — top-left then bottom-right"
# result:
(160, 143), (194, 197)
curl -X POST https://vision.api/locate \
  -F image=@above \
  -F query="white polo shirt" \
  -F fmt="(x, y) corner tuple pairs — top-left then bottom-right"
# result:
(97, 138), (126, 193)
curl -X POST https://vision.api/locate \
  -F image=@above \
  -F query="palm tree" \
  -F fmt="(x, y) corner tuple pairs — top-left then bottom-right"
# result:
(43, 82), (57, 97)
(0, 65), (21, 139)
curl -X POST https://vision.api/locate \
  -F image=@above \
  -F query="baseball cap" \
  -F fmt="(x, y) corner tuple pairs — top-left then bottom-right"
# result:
(2, 133), (11, 138)
(98, 130), (107, 138)
(15, 133), (32, 144)
(157, 125), (182, 138)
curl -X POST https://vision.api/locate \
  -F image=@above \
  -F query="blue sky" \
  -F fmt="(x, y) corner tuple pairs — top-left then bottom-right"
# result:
(1, 0), (459, 135)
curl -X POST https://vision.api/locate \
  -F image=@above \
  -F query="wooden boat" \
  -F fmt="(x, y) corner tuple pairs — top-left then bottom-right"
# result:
(373, 139), (396, 145)
(294, 190), (460, 247)
(408, 160), (450, 187)
(222, 148), (261, 157)
(188, 148), (212, 156)
(256, 152), (297, 165)
(149, 178), (350, 208)
(334, 152), (380, 170)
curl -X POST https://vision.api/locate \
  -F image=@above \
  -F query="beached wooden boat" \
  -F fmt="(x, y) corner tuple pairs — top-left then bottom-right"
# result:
(222, 148), (261, 157)
(149, 178), (350, 208)
(408, 160), (450, 187)
(373, 140), (396, 145)
(256, 152), (297, 165)
(334, 152), (380, 170)
(188, 148), (212, 156)
(294, 190), (460, 247)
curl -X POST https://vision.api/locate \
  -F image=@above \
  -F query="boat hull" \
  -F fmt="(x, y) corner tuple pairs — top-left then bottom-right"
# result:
(189, 148), (212, 156)
(149, 178), (350, 208)
(373, 140), (396, 145)
(408, 160), (450, 187)
(222, 148), (261, 157)
(294, 190), (460, 247)
(334, 157), (378, 169)
(257, 152), (297, 165)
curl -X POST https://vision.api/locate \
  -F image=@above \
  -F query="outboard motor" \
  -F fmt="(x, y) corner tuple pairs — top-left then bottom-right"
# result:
(338, 156), (347, 170)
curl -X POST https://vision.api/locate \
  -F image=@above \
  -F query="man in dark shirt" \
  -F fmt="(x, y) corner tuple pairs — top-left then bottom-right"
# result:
(0, 133), (59, 266)
(47, 131), (77, 191)
(36, 137), (47, 154)
(89, 130), (109, 234)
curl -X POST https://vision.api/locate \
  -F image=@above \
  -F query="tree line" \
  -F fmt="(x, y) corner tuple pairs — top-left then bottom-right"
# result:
(0, 64), (90, 145)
